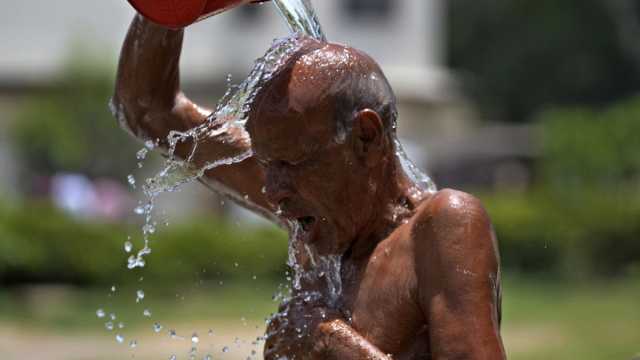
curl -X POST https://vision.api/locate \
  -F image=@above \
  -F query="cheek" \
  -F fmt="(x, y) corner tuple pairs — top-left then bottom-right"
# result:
(293, 163), (347, 207)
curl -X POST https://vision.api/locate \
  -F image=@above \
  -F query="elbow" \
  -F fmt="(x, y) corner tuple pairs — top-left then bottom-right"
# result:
(109, 94), (138, 139)
(109, 89), (160, 142)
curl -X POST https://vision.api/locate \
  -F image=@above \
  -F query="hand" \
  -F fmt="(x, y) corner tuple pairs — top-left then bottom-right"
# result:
(265, 293), (343, 360)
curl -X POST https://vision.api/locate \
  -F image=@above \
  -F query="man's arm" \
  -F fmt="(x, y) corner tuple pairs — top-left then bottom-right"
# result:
(112, 15), (273, 216)
(415, 189), (506, 359)
(313, 319), (392, 360)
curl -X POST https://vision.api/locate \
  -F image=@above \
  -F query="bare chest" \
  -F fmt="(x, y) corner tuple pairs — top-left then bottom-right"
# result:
(339, 234), (429, 356)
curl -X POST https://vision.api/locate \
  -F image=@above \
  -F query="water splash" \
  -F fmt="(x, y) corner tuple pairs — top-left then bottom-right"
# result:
(394, 138), (438, 197)
(125, 34), (309, 271)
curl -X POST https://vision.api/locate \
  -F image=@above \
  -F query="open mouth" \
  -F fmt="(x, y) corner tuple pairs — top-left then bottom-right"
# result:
(297, 216), (316, 232)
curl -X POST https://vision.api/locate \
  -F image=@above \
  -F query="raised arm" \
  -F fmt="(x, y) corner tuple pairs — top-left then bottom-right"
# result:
(416, 189), (506, 359)
(111, 14), (274, 218)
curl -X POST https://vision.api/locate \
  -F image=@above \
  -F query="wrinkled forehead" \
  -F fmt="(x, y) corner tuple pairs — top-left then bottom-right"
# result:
(247, 43), (362, 162)
(247, 82), (337, 164)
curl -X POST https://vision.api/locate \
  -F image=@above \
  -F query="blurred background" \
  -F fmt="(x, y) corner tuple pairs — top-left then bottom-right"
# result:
(1, 0), (639, 359)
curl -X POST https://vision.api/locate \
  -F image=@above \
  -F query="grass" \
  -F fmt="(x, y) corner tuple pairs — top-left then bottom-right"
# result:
(501, 275), (640, 359)
(0, 276), (639, 359)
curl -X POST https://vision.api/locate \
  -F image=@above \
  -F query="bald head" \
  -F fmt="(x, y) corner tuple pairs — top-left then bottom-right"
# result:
(248, 37), (398, 147)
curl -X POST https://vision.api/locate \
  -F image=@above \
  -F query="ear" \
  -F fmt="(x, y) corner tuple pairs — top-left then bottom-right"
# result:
(352, 109), (384, 167)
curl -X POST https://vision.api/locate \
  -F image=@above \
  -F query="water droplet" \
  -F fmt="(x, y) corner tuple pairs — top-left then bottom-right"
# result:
(234, 262), (239, 268)
(169, 355), (177, 360)
(96, 309), (105, 318)
(116, 334), (124, 343)
(191, 333), (199, 344)
(136, 148), (148, 161)
(129, 340), (138, 348)
(127, 174), (136, 188)
(222, 346), (230, 353)
(134, 206), (145, 215)
(118, 322), (125, 329)
(153, 323), (163, 333)
(110, 313), (117, 321)
(105, 322), (114, 331)
(144, 140), (155, 150)
(136, 289), (145, 303)
(142, 223), (156, 235)
(143, 309), (152, 317)
(124, 241), (133, 253)
(169, 329), (178, 339)
(208, 329), (214, 336)
(204, 355), (212, 360)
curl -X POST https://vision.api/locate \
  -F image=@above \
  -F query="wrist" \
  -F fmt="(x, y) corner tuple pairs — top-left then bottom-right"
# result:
(134, 13), (184, 35)
(312, 319), (393, 360)
(310, 319), (346, 357)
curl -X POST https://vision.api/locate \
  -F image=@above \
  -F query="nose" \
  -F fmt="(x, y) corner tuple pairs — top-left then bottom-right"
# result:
(264, 162), (295, 207)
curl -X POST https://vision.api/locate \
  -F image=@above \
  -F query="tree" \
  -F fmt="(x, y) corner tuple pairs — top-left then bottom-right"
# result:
(448, 0), (640, 122)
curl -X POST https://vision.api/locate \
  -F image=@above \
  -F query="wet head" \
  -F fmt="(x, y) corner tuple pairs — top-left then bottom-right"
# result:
(247, 37), (401, 254)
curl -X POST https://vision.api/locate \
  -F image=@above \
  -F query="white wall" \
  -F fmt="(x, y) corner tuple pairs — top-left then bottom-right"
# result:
(0, 0), (444, 86)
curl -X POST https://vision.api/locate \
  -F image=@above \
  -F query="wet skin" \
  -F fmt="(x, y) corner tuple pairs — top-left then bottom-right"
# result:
(113, 14), (506, 360)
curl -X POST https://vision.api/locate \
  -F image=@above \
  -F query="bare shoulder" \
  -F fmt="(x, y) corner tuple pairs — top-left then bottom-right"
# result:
(411, 188), (498, 265)
(410, 190), (504, 358)
(414, 188), (492, 230)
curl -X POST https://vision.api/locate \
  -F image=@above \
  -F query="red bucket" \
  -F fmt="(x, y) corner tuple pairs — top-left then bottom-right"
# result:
(127, 0), (268, 29)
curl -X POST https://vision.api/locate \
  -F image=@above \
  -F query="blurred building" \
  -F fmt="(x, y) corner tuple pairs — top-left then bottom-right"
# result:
(0, 0), (533, 216)
(0, 1), (448, 89)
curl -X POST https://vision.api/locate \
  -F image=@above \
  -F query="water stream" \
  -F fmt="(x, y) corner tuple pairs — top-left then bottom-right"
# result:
(273, 0), (326, 41)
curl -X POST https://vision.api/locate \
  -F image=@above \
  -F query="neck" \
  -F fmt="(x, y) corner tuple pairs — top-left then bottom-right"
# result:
(348, 154), (424, 260)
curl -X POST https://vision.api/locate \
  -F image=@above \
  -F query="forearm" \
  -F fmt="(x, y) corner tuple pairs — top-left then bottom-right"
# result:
(112, 15), (203, 140)
(314, 320), (391, 360)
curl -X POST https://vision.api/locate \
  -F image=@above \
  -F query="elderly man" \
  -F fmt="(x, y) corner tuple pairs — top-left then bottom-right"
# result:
(112, 12), (506, 360)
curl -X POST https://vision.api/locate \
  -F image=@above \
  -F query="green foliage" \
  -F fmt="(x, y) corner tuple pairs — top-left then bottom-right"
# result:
(538, 96), (640, 190)
(11, 59), (139, 183)
(483, 189), (640, 277)
(0, 202), (288, 286)
(481, 96), (640, 277)
(448, 0), (640, 122)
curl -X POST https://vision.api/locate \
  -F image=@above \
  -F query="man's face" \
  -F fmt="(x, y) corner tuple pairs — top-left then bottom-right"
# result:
(248, 97), (375, 255)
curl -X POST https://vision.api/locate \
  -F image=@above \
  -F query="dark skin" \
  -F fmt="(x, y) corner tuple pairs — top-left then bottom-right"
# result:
(113, 12), (506, 360)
